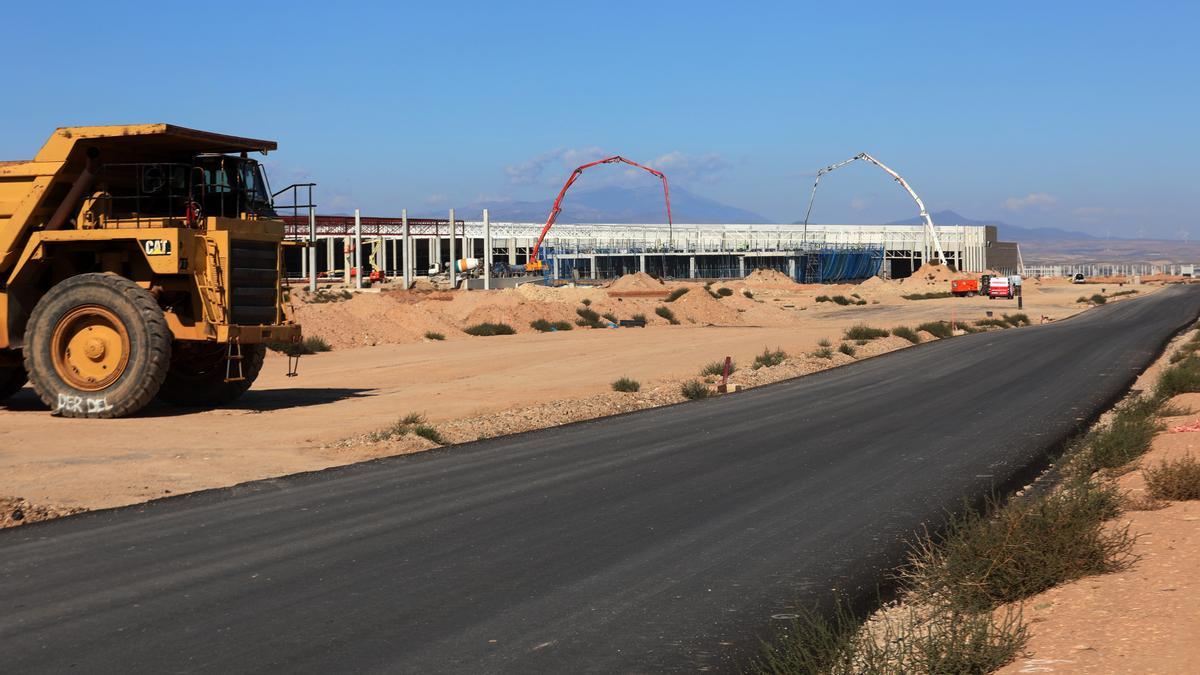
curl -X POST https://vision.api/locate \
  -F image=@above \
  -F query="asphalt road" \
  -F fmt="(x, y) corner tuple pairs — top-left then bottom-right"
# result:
(3, 286), (1199, 673)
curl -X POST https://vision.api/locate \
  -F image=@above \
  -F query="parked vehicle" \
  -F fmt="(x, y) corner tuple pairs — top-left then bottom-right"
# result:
(988, 276), (1013, 299)
(1072, 273), (1086, 284)
(950, 278), (980, 297)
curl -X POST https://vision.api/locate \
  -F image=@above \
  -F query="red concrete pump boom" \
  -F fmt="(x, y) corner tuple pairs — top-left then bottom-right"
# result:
(526, 156), (672, 271)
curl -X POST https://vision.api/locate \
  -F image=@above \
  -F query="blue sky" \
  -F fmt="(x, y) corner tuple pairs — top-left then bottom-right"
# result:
(2, 1), (1196, 236)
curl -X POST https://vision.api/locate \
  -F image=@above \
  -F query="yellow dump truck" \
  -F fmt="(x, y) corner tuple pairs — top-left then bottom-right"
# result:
(0, 124), (302, 418)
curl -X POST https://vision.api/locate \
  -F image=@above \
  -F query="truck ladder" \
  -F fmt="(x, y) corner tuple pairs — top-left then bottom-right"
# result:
(198, 237), (228, 325)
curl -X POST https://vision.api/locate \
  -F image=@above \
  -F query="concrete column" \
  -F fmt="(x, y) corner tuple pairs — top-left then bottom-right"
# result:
(590, 255), (597, 279)
(483, 209), (492, 290)
(300, 244), (307, 279)
(639, 254), (646, 273)
(689, 256), (696, 279)
(434, 235), (442, 272)
(788, 258), (796, 280)
(402, 209), (411, 287)
(326, 237), (334, 273)
(738, 256), (745, 278)
(448, 209), (457, 289)
(508, 238), (516, 265)
(354, 209), (363, 290)
(308, 202), (317, 293)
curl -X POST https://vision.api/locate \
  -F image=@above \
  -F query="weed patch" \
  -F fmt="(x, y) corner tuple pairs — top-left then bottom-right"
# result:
(680, 380), (710, 400)
(611, 377), (641, 393)
(892, 326), (920, 344)
(665, 287), (689, 302)
(753, 347), (788, 370)
(843, 325), (889, 341)
(701, 359), (736, 377)
(901, 478), (1133, 611)
(464, 322), (516, 336)
(1144, 455), (1200, 500)
(655, 306), (680, 324)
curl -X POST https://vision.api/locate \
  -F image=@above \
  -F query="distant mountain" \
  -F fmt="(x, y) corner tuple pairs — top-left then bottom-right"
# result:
(433, 185), (771, 224)
(885, 210), (1099, 242)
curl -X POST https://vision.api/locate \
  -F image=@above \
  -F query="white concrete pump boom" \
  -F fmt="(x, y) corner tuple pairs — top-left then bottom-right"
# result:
(802, 152), (948, 266)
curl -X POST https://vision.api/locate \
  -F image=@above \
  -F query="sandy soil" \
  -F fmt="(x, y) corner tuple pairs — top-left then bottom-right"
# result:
(998, 375), (1200, 673)
(0, 269), (1159, 521)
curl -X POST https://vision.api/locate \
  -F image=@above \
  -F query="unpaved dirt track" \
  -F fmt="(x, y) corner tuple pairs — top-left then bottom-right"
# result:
(2, 287), (1198, 673)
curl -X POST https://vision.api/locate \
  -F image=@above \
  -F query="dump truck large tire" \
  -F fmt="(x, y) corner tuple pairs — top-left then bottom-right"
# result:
(157, 342), (265, 407)
(0, 365), (27, 402)
(24, 273), (171, 418)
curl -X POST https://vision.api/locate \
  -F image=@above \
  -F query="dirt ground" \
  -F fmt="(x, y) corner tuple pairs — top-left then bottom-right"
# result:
(0, 268), (1157, 521)
(999, 369), (1200, 673)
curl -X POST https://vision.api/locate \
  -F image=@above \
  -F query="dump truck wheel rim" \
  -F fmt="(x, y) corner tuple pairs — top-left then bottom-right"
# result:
(51, 305), (131, 391)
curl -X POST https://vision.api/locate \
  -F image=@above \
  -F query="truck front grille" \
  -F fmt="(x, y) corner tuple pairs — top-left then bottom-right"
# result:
(228, 240), (279, 325)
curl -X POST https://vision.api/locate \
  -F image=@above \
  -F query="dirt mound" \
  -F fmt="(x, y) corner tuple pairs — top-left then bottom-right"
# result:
(899, 263), (958, 288)
(609, 272), (664, 292)
(857, 276), (890, 290)
(294, 293), (463, 348)
(744, 268), (799, 288)
(669, 287), (742, 325)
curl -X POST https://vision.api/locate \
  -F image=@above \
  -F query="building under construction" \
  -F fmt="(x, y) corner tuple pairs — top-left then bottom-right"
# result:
(282, 216), (1022, 285)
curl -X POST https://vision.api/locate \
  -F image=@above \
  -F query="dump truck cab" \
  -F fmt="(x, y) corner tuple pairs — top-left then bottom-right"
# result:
(0, 124), (304, 418)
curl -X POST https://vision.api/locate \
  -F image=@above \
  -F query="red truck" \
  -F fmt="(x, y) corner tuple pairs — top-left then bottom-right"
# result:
(988, 276), (1014, 299)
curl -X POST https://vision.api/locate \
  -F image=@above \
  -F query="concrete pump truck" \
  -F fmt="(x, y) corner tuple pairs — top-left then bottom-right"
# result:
(0, 124), (304, 418)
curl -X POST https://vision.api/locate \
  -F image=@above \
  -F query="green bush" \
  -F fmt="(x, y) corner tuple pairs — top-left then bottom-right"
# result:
(655, 306), (680, 324)
(975, 318), (1010, 329)
(581, 298), (592, 306)
(838, 343), (856, 357)
(575, 307), (604, 328)
(917, 321), (954, 339)
(901, 479), (1132, 611)
(680, 380), (710, 400)
(532, 318), (574, 332)
(754, 599), (1027, 675)
(602, 312), (618, 324)
(1144, 455), (1200, 500)
(1081, 395), (1162, 470)
(412, 424), (445, 444)
(1155, 355), (1200, 399)
(268, 335), (332, 356)
(666, 287), (689, 302)
(611, 377), (641, 393)
(830, 295), (852, 306)
(843, 325), (889, 341)
(368, 413), (443, 444)
(817, 337), (832, 348)
(1090, 293), (1108, 305)
(1003, 313), (1031, 326)
(424, 331), (445, 341)
(717, 287), (734, 297)
(753, 347), (787, 370)
(901, 291), (953, 300)
(892, 326), (921, 344)
(464, 322), (516, 336)
(700, 359), (736, 377)
(812, 346), (834, 359)
(815, 295), (831, 303)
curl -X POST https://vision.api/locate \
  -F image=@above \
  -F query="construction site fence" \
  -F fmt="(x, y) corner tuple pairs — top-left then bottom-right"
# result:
(542, 246), (883, 284)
